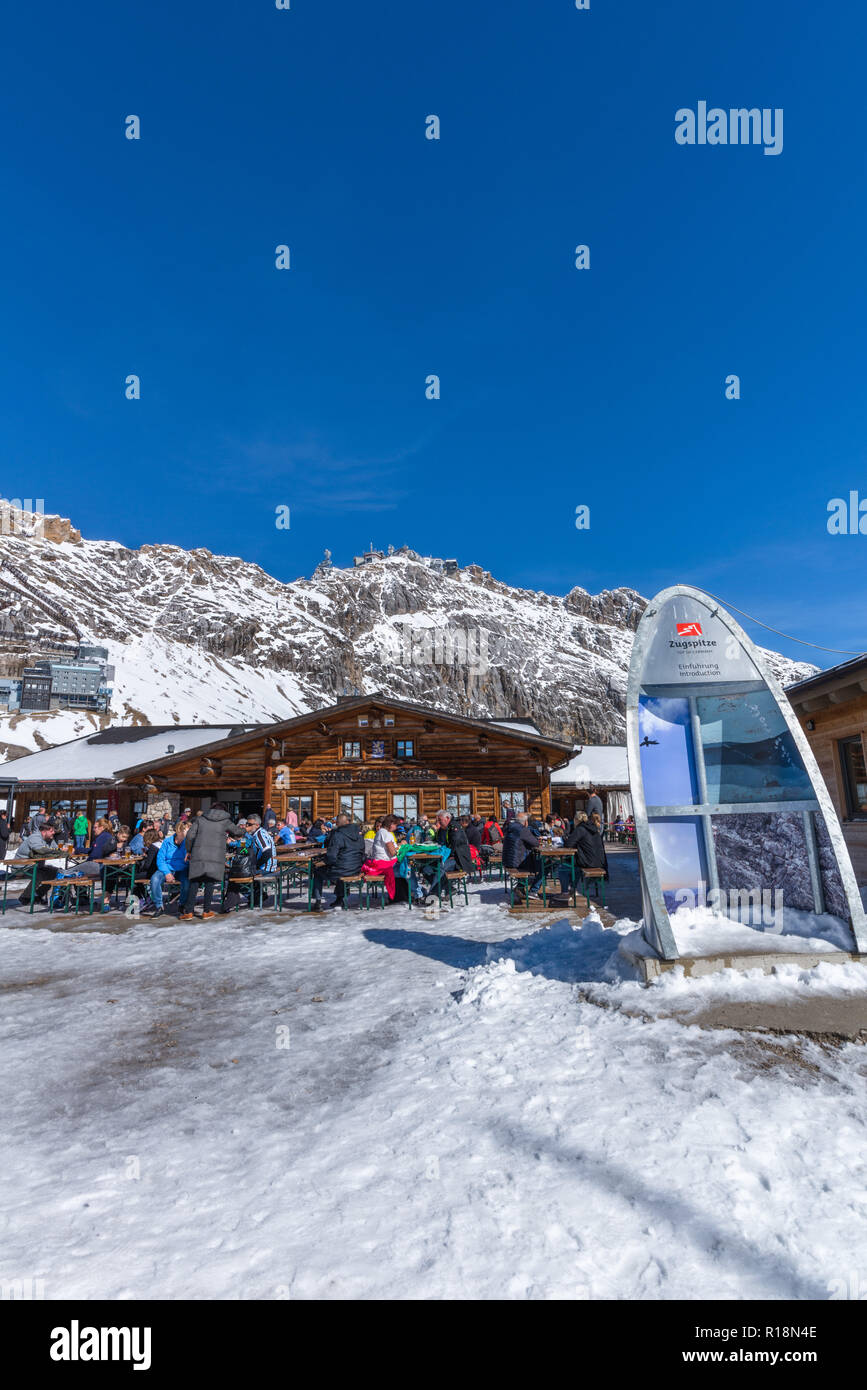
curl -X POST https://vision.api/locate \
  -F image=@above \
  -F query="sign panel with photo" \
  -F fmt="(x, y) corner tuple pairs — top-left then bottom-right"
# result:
(626, 585), (867, 961)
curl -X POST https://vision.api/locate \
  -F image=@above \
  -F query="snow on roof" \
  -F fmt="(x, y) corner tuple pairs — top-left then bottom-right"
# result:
(552, 745), (629, 787)
(1, 725), (250, 784)
(487, 718), (541, 734)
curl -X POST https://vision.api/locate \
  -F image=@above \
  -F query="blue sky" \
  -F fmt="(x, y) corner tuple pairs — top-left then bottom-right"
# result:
(2, 0), (865, 666)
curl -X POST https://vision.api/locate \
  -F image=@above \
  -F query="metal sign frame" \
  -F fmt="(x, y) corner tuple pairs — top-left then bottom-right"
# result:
(626, 584), (867, 960)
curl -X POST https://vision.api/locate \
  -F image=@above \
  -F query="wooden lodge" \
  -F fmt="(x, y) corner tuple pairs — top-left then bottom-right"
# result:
(117, 696), (574, 826)
(0, 724), (253, 829)
(787, 658), (867, 884)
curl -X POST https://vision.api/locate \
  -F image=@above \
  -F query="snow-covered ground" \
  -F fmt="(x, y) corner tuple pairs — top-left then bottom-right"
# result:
(3, 889), (867, 1301)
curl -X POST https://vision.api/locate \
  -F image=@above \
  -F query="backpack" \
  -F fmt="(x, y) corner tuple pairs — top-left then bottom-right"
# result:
(229, 850), (255, 879)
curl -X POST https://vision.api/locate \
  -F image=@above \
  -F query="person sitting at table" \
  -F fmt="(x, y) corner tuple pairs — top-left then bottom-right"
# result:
(460, 813), (487, 868)
(543, 814), (564, 847)
(274, 817), (296, 846)
(134, 830), (163, 905)
(410, 815), (436, 844)
(10, 822), (61, 904)
(558, 811), (609, 894)
(418, 811), (474, 902)
(306, 819), (328, 847)
(502, 812), (543, 896)
(369, 815), (399, 862)
(311, 813), (365, 910)
(146, 822), (190, 917)
(75, 818), (118, 881)
(482, 815), (503, 848)
(127, 825), (145, 855)
(15, 821), (58, 860)
(69, 818), (121, 910)
(221, 815), (279, 912)
(100, 827), (134, 904)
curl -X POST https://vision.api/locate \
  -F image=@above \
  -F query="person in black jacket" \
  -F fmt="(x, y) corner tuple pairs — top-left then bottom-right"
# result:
(461, 815), (481, 850)
(461, 813), (490, 867)
(502, 813), (543, 893)
(559, 812), (609, 893)
(312, 814), (365, 909)
(418, 811), (473, 900)
(0, 812), (9, 861)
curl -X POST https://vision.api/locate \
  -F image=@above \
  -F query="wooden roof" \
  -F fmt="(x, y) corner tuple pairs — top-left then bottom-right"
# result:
(118, 694), (573, 778)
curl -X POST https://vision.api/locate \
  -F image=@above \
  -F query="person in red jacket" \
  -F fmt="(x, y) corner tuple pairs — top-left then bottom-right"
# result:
(482, 817), (503, 846)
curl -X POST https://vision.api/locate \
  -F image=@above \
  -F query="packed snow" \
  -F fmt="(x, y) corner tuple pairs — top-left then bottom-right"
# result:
(629, 904), (857, 958)
(2, 887), (867, 1301)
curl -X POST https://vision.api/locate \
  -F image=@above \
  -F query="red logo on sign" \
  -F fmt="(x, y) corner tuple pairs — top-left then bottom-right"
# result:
(676, 622), (703, 636)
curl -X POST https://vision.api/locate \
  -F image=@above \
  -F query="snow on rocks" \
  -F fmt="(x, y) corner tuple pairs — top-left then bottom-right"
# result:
(0, 524), (817, 754)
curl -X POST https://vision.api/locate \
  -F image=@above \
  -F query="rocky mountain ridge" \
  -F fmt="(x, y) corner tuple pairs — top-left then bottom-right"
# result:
(0, 514), (817, 758)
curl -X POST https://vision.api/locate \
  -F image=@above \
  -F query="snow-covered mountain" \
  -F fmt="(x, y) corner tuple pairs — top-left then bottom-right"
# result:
(0, 514), (817, 759)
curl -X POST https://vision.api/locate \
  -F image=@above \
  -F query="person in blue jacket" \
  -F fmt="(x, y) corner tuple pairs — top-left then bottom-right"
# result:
(147, 824), (190, 916)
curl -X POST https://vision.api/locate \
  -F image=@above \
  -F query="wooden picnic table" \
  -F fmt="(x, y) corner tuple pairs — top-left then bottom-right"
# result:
(404, 850), (447, 905)
(244, 847), (323, 911)
(89, 856), (142, 902)
(537, 846), (577, 904)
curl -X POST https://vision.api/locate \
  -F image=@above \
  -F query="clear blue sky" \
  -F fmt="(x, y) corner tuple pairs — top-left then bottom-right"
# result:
(2, 0), (865, 666)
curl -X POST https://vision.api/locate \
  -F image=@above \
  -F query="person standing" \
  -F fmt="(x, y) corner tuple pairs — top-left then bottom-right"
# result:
(0, 811), (9, 861)
(180, 802), (247, 920)
(262, 804), (278, 831)
(73, 809), (89, 850)
(586, 788), (604, 823)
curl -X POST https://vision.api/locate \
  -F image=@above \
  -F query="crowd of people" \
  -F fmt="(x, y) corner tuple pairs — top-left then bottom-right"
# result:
(0, 789), (626, 914)
(293, 789), (618, 909)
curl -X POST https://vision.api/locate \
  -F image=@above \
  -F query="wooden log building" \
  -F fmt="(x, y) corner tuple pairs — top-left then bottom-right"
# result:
(787, 658), (867, 884)
(0, 724), (252, 829)
(118, 696), (573, 825)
